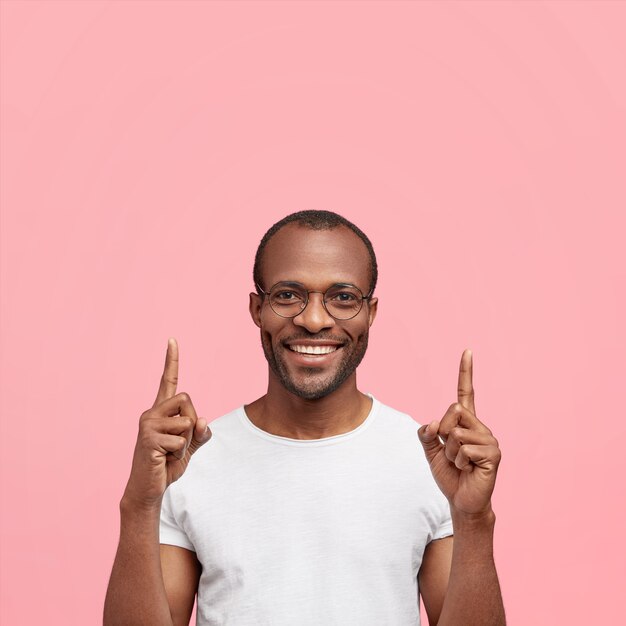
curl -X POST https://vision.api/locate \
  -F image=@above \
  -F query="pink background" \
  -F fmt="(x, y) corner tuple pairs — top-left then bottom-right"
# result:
(1, 1), (625, 624)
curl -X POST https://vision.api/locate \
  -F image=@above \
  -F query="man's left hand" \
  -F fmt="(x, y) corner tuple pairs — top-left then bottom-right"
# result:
(418, 349), (501, 516)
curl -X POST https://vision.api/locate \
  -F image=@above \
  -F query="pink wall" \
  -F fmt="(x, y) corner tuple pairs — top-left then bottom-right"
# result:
(1, 1), (624, 624)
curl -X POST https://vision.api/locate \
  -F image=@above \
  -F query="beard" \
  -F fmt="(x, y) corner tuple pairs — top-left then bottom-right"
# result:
(260, 330), (369, 400)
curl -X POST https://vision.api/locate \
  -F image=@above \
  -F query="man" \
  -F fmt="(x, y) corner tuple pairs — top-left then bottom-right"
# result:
(104, 211), (505, 625)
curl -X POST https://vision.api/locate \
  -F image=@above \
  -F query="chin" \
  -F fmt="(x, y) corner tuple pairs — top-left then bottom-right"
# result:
(287, 383), (338, 401)
(281, 370), (352, 400)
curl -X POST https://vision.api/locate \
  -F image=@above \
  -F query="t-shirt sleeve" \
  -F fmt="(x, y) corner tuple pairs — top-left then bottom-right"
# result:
(431, 498), (454, 541)
(159, 484), (195, 551)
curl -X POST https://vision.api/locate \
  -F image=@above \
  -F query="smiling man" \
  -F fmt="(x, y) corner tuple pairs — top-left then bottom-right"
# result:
(104, 211), (506, 626)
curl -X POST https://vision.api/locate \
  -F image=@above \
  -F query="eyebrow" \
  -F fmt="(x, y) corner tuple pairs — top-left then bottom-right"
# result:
(271, 280), (367, 293)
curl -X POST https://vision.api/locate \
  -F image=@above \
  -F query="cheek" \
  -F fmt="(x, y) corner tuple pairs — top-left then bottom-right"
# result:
(343, 318), (370, 340)
(260, 315), (288, 342)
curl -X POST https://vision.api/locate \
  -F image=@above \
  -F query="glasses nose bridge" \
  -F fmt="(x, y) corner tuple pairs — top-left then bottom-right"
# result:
(296, 289), (334, 324)
(305, 288), (325, 301)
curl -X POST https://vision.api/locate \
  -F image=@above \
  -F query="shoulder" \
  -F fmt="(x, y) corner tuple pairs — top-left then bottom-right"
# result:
(199, 405), (248, 454)
(368, 398), (429, 460)
(172, 406), (247, 480)
(369, 398), (444, 471)
(205, 406), (244, 435)
(372, 397), (423, 434)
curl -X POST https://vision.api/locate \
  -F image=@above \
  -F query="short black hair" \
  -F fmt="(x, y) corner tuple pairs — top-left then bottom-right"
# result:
(253, 210), (378, 295)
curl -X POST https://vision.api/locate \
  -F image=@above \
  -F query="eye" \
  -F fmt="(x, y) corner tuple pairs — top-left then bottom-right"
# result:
(275, 291), (297, 301)
(332, 291), (357, 302)
(326, 288), (361, 306)
(271, 289), (306, 306)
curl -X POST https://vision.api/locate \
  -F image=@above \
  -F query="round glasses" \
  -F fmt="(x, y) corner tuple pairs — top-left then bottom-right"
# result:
(256, 281), (373, 320)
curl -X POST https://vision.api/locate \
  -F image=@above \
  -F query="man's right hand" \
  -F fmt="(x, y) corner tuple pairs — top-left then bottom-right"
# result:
(122, 338), (212, 510)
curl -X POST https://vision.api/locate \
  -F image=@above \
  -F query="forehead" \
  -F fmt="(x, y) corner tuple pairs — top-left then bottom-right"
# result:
(261, 225), (371, 291)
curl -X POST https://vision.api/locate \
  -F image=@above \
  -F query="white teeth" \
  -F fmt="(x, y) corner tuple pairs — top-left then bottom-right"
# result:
(290, 345), (338, 355)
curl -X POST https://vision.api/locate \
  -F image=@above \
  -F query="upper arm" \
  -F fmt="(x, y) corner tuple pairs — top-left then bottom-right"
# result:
(160, 544), (201, 626)
(418, 536), (453, 626)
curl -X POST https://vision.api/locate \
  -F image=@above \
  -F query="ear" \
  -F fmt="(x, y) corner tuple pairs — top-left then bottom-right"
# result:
(249, 292), (263, 328)
(367, 297), (378, 327)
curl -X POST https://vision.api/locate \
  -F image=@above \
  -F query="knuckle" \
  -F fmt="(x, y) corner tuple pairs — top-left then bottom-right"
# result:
(140, 431), (154, 448)
(456, 446), (469, 463)
(177, 414), (189, 427)
(138, 420), (151, 436)
(450, 427), (464, 442)
(177, 392), (191, 404)
(479, 424), (492, 437)
(179, 416), (194, 432)
(164, 373), (178, 386)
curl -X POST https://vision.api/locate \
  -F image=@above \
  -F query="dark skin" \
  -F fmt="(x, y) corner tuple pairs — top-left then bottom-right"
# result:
(246, 224), (378, 439)
(104, 224), (504, 626)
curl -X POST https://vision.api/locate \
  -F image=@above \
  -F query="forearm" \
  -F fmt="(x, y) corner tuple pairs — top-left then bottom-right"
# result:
(436, 508), (505, 626)
(103, 497), (174, 626)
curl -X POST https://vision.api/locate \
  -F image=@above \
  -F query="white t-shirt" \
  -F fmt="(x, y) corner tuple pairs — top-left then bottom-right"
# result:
(160, 396), (453, 626)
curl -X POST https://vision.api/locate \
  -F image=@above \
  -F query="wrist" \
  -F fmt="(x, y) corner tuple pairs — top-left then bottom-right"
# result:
(120, 488), (163, 519)
(450, 505), (496, 531)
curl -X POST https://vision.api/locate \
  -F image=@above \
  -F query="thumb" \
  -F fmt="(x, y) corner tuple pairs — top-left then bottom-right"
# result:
(417, 420), (443, 462)
(188, 417), (212, 455)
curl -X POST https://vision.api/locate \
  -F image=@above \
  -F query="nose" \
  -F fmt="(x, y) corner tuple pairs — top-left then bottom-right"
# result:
(292, 292), (336, 333)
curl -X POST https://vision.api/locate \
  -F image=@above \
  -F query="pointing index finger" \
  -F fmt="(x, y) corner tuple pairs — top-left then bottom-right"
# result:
(457, 348), (476, 414)
(153, 337), (179, 408)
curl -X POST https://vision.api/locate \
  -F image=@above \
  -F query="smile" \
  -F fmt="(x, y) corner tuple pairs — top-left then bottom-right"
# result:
(288, 345), (340, 355)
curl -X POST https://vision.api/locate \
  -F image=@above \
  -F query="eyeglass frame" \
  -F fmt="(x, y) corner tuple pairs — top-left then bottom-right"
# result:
(255, 281), (375, 321)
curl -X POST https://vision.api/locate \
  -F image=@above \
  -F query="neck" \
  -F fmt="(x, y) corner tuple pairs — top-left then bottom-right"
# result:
(245, 371), (372, 439)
